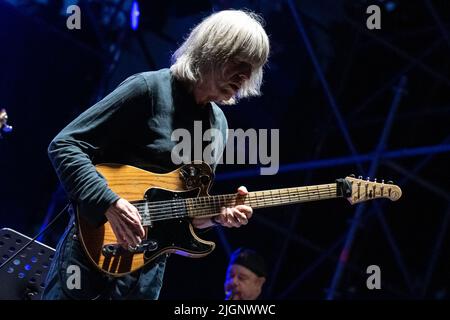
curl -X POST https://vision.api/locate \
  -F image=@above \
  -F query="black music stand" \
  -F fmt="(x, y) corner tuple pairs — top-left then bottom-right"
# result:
(0, 228), (55, 300)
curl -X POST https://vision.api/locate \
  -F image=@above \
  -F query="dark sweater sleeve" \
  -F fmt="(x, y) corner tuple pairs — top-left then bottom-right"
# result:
(48, 74), (150, 227)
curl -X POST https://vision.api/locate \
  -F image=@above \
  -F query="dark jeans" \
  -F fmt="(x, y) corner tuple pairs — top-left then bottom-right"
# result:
(42, 218), (167, 300)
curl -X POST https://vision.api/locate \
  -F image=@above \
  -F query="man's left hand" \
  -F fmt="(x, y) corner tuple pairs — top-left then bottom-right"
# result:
(191, 186), (253, 229)
(214, 186), (253, 228)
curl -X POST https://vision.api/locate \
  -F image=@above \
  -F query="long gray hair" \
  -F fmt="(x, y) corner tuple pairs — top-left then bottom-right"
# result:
(170, 10), (270, 104)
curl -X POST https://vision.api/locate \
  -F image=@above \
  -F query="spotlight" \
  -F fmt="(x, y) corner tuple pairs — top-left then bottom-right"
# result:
(385, 1), (397, 12)
(130, 0), (140, 31)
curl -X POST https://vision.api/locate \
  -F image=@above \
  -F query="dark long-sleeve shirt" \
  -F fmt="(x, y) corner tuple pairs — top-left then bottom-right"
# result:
(48, 68), (228, 227)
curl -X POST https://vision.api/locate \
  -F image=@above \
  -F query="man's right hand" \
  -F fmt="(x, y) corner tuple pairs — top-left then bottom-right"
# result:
(105, 198), (145, 249)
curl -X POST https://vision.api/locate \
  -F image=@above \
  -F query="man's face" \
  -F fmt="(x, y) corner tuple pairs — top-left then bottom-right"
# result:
(224, 264), (265, 300)
(194, 60), (252, 105)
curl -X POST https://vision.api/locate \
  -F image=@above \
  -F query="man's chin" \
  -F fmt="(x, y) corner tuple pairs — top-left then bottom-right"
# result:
(231, 293), (243, 300)
(226, 290), (243, 300)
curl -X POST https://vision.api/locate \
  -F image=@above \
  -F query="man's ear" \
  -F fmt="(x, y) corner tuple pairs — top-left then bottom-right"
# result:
(257, 276), (266, 286)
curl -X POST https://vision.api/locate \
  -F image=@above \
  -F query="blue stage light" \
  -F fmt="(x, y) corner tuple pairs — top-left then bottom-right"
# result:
(385, 1), (396, 12)
(130, 1), (140, 30)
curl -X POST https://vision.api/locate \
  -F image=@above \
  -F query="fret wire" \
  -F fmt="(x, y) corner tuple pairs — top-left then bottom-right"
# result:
(139, 185), (338, 220)
(141, 191), (338, 222)
(140, 186), (338, 217)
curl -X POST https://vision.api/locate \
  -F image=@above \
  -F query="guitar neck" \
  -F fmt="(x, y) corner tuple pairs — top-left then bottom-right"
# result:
(137, 175), (402, 225)
(186, 182), (342, 219)
(246, 183), (339, 209)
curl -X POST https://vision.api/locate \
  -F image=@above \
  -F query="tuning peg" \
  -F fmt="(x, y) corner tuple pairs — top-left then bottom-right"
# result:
(381, 179), (385, 184)
(387, 180), (393, 185)
(349, 174), (355, 178)
(366, 177), (370, 181)
(374, 178), (377, 183)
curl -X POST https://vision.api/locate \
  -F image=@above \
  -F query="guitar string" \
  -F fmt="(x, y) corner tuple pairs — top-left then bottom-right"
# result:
(136, 189), (339, 223)
(133, 186), (338, 216)
(133, 183), (388, 221)
(140, 191), (338, 224)
(135, 187), (338, 218)
(131, 184), (339, 211)
(129, 184), (338, 207)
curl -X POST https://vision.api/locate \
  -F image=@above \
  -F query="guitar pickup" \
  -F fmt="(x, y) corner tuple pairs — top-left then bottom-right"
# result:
(102, 239), (158, 257)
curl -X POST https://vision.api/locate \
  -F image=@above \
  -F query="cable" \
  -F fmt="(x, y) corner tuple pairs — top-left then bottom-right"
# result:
(0, 203), (70, 271)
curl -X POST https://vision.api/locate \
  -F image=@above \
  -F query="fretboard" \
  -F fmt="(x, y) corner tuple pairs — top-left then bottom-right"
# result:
(135, 183), (341, 225)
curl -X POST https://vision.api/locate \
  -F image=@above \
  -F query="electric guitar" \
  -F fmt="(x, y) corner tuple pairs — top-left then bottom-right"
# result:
(77, 161), (402, 276)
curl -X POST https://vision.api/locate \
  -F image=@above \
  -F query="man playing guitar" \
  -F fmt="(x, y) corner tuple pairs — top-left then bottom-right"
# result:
(42, 10), (270, 300)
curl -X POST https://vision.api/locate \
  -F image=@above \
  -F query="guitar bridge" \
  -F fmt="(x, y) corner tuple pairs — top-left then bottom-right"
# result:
(102, 239), (158, 257)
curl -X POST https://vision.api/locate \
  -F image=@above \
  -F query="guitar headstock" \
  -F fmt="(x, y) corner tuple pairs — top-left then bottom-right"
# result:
(344, 175), (402, 205)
